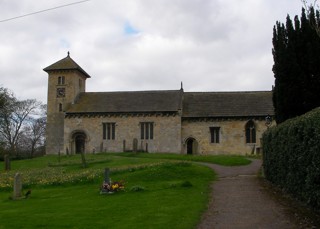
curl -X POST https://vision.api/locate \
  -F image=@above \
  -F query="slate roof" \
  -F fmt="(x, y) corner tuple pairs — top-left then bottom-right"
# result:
(66, 90), (183, 114)
(66, 90), (274, 117)
(182, 91), (274, 118)
(43, 54), (91, 78)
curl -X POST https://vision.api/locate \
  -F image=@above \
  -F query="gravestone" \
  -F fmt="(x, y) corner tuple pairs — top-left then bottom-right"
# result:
(13, 173), (22, 199)
(4, 154), (10, 171)
(81, 152), (87, 168)
(123, 140), (126, 152)
(58, 149), (61, 163)
(100, 142), (103, 153)
(104, 168), (110, 183)
(133, 138), (138, 153)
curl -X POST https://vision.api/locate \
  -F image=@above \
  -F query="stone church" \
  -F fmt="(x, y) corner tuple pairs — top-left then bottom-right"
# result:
(44, 53), (274, 155)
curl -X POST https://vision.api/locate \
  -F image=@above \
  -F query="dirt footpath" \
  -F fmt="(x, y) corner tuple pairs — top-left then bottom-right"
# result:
(197, 159), (318, 229)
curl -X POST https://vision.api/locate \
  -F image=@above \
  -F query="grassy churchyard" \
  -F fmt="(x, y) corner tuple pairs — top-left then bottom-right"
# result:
(0, 153), (250, 229)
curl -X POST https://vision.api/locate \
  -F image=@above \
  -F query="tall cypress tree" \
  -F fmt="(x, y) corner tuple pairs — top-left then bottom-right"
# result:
(272, 7), (320, 123)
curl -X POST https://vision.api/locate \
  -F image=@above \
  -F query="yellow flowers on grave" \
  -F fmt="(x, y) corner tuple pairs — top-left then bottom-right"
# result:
(112, 183), (119, 189)
(101, 180), (125, 194)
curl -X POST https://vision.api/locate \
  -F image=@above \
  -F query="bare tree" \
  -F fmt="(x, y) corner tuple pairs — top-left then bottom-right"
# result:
(0, 92), (42, 157)
(19, 108), (46, 158)
(301, 0), (320, 36)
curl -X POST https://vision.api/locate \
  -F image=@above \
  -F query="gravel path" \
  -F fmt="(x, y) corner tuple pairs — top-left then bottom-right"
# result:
(196, 159), (299, 229)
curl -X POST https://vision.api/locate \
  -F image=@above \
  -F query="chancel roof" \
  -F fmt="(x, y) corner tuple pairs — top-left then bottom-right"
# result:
(43, 53), (91, 78)
(182, 91), (274, 118)
(66, 90), (183, 114)
(66, 90), (274, 117)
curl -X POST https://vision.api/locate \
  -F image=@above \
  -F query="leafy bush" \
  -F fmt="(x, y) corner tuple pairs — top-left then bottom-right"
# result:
(262, 107), (320, 210)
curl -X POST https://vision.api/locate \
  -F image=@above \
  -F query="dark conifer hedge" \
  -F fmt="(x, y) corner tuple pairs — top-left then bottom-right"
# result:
(262, 107), (320, 210)
(272, 8), (320, 124)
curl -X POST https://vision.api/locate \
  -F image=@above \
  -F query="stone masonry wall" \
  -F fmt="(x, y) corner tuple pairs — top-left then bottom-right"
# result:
(63, 114), (182, 154)
(181, 118), (269, 155)
(46, 70), (87, 154)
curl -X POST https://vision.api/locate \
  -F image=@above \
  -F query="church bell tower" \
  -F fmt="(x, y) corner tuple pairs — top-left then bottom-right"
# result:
(43, 52), (91, 154)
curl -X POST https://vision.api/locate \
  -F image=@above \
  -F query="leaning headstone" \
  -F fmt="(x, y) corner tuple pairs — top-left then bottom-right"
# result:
(13, 173), (22, 199)
(133, 138), (138, 153)
(4, 154), (10, 171)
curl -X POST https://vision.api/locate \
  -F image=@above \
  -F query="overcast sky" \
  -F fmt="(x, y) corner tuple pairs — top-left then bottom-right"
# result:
(0, 0), (303, 103)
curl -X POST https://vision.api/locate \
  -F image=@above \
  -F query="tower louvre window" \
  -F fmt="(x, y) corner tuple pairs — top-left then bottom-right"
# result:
(58, 76), (65, 85)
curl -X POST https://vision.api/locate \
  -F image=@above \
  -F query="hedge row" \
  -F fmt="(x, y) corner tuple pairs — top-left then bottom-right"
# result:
(262, 107), (320, 210)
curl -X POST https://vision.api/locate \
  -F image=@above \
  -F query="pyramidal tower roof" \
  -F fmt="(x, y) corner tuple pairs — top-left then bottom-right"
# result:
(43, 52), (91, 78)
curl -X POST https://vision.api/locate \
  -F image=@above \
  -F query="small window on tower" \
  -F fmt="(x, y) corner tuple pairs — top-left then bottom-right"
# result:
(59, 103), (63, 112)
(58, 76), (65, 85)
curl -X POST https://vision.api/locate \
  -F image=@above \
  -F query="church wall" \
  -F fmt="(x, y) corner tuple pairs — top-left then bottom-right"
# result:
(181, 118), (268, 155)
(63, 114), (182, 154)
(46, 113), (64, 154)
(46, 70), (87, 154)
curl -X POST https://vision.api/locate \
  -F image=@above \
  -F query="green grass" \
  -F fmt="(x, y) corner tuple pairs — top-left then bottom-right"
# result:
(111, 152), (251, 166)
(0, 162), (214, 229)
(0, 153), (251, 228)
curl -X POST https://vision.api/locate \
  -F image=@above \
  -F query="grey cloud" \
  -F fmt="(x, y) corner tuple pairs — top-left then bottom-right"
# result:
(0, 0), (303, 103)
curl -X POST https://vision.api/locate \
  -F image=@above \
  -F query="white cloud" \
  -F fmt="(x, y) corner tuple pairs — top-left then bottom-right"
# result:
(0, 0), (303, 103)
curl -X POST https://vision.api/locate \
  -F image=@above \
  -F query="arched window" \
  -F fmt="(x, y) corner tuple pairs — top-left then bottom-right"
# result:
(59, 103), (63, 112)
(245, 120), (256, 143)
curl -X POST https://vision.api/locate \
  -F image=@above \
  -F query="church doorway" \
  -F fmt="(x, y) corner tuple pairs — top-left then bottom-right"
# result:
(186, 138), (198, 154)
(73, 132), (86, 154)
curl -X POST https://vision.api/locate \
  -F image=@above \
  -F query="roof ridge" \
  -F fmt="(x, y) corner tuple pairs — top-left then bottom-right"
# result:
(185, 90), (272, 94)
(83, 89), (182, 94)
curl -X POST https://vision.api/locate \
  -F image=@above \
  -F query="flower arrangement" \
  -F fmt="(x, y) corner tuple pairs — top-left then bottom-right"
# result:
(100, 180), (125, 194)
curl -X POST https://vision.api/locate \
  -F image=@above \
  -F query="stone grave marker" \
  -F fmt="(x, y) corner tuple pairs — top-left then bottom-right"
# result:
(104, 168), (110, 183)
(133, 138), (138, 152)
(13, 173), (22, 199)
(81, 152), (87, 168)
(100, 142), (103, 153)
(123, 140), (126, 152)
(4, 154), (10, 171)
